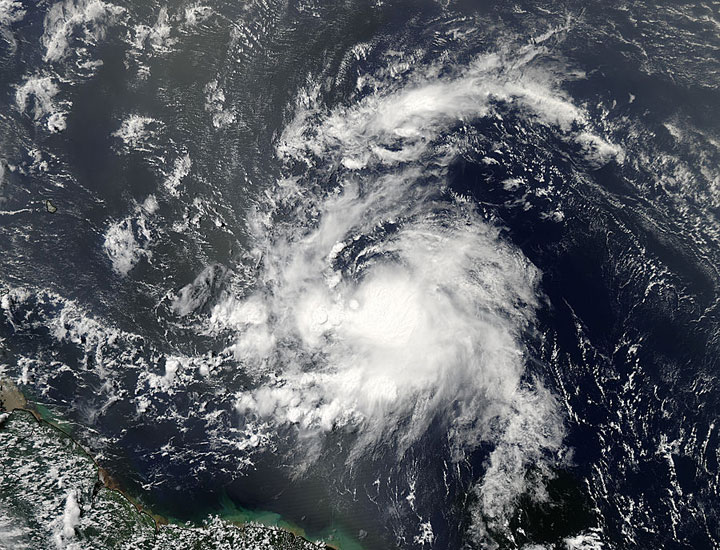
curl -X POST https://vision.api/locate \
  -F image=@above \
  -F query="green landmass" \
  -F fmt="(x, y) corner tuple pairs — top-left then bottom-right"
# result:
(0, 380), (325, 550)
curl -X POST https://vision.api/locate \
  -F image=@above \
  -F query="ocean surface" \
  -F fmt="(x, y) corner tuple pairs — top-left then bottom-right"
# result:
(1, 0), (719, 548)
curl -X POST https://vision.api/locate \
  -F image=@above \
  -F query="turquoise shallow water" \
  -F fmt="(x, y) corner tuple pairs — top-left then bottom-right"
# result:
(2, 0), (720, 548)
(215, 493), (367, 550)
(33, 396), (365, 549)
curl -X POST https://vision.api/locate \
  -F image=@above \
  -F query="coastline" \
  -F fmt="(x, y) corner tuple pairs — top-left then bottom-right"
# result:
(0, 377), (333, 549)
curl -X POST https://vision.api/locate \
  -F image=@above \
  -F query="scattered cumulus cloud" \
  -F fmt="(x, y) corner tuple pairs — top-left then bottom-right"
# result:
(42, 0), (124, 63)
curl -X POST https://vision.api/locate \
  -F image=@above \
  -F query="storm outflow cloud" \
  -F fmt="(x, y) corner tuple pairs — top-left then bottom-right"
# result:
(201, 33), (621, 538)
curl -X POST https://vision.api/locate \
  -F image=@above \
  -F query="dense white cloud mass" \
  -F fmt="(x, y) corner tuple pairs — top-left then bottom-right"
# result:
(7, 29), (617, 544)
(197, 34), (621, 539)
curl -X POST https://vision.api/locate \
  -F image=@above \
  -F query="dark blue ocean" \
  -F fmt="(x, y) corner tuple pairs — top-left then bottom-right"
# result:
(1, 0), (719, 548)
